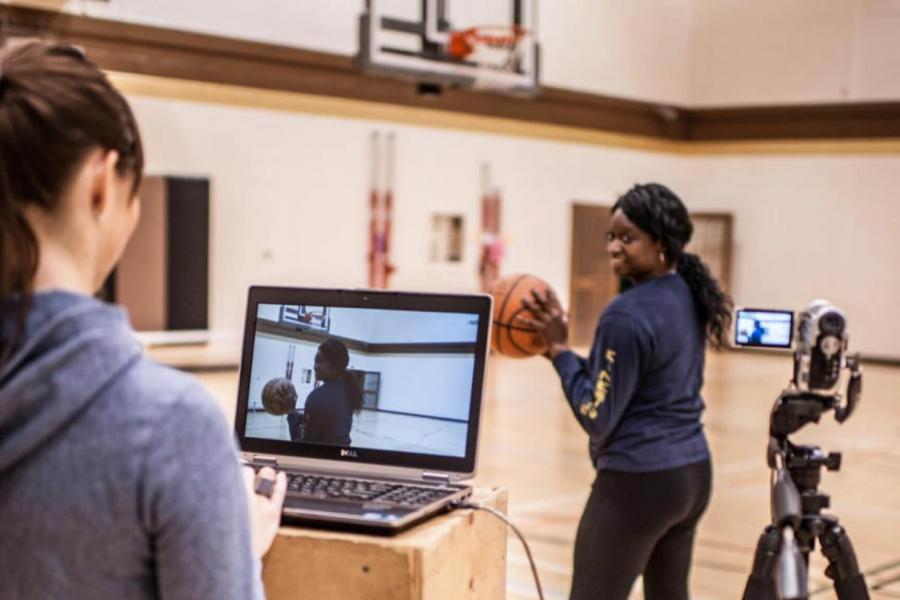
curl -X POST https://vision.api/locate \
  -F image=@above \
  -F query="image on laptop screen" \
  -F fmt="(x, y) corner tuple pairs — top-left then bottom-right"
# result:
(243, 304), (479, 458)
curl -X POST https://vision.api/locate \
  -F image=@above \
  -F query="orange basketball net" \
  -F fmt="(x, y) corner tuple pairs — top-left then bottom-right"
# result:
(447, 25), (529, 63)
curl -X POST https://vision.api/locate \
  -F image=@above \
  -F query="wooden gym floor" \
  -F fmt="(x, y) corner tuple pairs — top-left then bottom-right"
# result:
(195, 351), (900, 599)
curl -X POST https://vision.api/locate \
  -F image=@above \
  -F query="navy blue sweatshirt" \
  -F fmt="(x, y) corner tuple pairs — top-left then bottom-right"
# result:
(552, 273), (710, 473)
(303, 378), (354, 446)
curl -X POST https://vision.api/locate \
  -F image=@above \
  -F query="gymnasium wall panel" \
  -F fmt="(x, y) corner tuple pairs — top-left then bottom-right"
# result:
(688, 0), (900, 105)
(125, 93), (900, 358)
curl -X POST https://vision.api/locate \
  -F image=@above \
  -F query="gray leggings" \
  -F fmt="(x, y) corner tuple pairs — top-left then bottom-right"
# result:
(570, 459), (712, 600)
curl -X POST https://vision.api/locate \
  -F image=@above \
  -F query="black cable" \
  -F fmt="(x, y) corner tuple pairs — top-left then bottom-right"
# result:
(452, 500), (545, 600)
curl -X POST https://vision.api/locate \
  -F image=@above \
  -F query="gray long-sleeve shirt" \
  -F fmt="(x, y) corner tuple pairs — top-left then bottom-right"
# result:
(0, 291), (261, 599)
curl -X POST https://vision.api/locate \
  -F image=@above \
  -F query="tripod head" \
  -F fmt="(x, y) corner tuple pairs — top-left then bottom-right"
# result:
(769, 369), (862, 441)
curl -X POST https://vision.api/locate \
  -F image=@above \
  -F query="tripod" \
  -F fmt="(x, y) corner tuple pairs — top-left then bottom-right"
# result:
(742, 382), (869, 600)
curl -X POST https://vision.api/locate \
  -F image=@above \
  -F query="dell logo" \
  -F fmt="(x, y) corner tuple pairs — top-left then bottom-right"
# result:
(340, 449), (358, 458)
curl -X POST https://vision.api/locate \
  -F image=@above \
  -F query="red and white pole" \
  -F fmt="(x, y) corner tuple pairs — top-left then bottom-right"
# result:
(382, 132), (396, 289)
(368, 132), (381, 288)
(479, 163), (503, 292)
(368, 131), (396, 289)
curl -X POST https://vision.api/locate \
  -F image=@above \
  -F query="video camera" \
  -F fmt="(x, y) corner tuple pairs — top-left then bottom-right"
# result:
(737, 301), (869, 600)
(734, 301), (862, 433)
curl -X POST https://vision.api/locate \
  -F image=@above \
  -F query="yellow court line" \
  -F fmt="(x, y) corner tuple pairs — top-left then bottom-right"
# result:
(109, 72), (900, 157)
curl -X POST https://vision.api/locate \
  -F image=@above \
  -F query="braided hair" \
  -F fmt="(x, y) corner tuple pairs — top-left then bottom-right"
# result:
(612, 183), (733, 349)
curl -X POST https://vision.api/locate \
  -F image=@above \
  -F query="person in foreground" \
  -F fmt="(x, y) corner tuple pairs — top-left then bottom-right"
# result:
(523, 183), (733, 600)
(0, 40), (286, 599)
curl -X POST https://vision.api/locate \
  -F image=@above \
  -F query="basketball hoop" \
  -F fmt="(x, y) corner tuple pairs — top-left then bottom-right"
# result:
(360, 2), (540, 96)
(447, 25), (530, 83)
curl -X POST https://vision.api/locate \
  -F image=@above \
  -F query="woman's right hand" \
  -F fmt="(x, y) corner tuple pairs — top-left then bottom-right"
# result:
(242, 466), (288, 559)
(520, 288), (571, 360)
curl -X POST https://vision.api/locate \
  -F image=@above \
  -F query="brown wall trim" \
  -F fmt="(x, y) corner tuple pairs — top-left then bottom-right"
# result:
(687, 103), (900, 141)
(3, 5), (900, 143)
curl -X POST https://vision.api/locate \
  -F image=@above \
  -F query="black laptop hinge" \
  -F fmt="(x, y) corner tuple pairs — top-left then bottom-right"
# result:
(251, 454), (279, 467)
(422, 472), (451, 485)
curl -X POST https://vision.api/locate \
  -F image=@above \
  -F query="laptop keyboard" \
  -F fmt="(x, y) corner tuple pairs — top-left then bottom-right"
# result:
(285, 473), (458, 509)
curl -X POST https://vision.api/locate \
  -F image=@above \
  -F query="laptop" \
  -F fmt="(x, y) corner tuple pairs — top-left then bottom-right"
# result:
(234, 286), (492, 534)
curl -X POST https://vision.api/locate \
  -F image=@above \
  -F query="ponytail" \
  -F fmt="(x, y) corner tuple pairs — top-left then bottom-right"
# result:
(613, 183), (733, 350)
(676, 252), (732, 350)
(342, 371), (365, 414)
(0, 184), (39, 366)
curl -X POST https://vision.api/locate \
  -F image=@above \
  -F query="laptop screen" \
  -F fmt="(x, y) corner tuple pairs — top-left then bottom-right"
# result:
(235, 287), (491, 475)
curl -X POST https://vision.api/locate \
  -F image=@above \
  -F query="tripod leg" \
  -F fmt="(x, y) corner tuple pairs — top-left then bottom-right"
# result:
(742, 526), (781, 600)
(819, 518), (870, 600)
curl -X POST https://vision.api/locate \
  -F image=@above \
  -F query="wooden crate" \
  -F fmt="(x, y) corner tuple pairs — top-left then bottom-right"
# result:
(262, 486), (507, 600)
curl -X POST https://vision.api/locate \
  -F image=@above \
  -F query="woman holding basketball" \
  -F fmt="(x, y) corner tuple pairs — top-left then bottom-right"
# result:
(303, 339), (365, 445)
(523, 183), (731, 600)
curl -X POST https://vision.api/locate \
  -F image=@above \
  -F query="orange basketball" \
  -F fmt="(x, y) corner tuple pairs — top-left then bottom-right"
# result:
(488, 274), (554, 358)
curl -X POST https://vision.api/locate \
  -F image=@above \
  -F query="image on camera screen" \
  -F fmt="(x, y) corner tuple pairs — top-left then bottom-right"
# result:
(735, 309), (793, 348)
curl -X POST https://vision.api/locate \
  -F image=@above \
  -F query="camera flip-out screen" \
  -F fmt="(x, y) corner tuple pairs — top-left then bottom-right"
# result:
(734, 309), (794, 349)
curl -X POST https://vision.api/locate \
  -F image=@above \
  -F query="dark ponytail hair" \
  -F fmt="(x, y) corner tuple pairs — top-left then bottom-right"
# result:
(0, 40), (143, 366)
(317, 339), (365, 413)
(612, 183), (733, 349)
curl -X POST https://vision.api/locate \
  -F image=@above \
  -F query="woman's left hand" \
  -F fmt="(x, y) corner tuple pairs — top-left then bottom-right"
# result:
(520, 288), (570, 359)
(242, 466), (288, 559)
